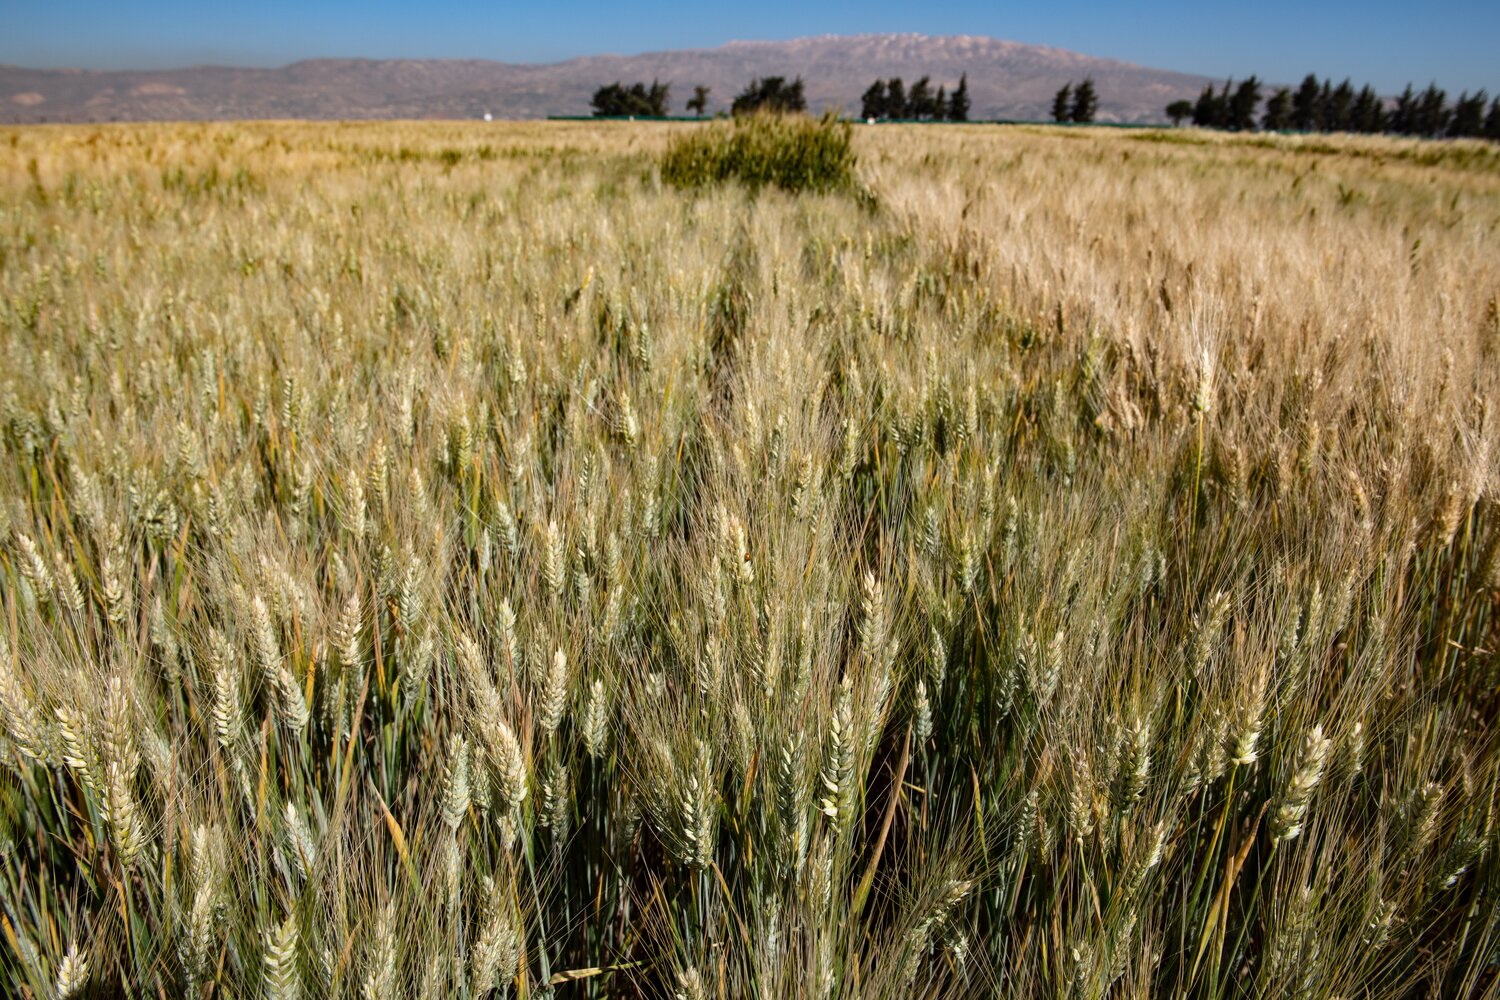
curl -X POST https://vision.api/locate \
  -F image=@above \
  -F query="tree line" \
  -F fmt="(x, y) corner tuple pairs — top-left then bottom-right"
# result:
(591, 77), (808, 118)
(589, 71), (1497, 138)
(589, 81), (672, 117)
(1167, 75), (1500, 139)
(591, 74), (968, 120)
(731, 77), (807, 115)
(859, 75), (971, 121)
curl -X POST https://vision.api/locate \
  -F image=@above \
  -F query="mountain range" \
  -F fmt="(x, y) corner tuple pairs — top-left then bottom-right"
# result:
(0, 34), (1214, 125)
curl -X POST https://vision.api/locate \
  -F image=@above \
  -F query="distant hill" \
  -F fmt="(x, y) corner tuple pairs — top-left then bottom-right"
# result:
(0, 34), (1214, 125)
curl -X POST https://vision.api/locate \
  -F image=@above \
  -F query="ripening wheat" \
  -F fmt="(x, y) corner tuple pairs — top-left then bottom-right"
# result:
(0, 118), (1497, 998)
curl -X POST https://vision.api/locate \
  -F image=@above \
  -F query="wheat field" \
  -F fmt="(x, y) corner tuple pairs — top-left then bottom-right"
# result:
(1, 119), (1498, 998)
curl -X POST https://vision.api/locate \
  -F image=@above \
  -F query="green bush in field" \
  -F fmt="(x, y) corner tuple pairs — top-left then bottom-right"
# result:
(660, 111), (857, 194)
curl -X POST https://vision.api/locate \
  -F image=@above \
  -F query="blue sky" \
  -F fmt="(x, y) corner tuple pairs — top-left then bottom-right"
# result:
(3, 1), (1496, 94)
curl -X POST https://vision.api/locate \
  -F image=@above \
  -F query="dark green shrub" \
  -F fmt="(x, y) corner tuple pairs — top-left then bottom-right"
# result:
(659, 112), (858, 195)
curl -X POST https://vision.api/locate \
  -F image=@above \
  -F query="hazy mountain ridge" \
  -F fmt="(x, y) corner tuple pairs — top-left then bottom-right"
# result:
(0, 33), (1213, 124)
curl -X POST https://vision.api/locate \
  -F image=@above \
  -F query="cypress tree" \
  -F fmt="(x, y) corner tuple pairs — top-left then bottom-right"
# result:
(934, 86), (949, 122)
(1325, 79), (1354, 132)
(627, 83), (650, 114)
(1450, 91), (1487, 137)
(1291, 74), (1321, 131)
(908, 76), (934, 119)
(886, 78), (906, 120)
(1192, 83), (1223, 127)
(1390, 84), (1417, 134)
(786, 77), (806, 113)
(647, 80), (671, 117)
(1487, 97), (1500, 141)
(1262, 88), (1292, 131)
(1416, 83), (1449, 136)
(1351, 85), (1383, 133)
(1052, 83), (1073, 123)
(949, 73), (971, 121)
(1166, 100), (1194, 127)
(591, 82), (623, 117)
(1071, 78), (1099, 123)
(1229, 76), (1261, 130)
(860, 80), (888, 120)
